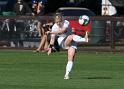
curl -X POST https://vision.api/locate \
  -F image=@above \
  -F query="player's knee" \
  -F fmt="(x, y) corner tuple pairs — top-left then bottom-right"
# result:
(44, 35), (47, 38)
(68, 35), (73, 39)
(65, 35), (73, 46)
(68, 47), (75, 58)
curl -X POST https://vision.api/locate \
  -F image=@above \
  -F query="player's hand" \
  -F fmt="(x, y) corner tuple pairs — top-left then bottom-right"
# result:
(46, 31), (50, 35)
(72, 28), (75, 34)
(32, 13), (35, 16)
(37, 10), (41, 14)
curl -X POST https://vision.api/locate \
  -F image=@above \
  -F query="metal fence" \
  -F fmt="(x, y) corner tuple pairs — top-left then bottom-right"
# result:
(0, 16), (124, 50)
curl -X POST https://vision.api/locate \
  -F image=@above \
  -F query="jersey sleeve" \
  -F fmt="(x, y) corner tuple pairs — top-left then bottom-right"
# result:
(51, 24), (58, 32)
(63, 20), (70, 28)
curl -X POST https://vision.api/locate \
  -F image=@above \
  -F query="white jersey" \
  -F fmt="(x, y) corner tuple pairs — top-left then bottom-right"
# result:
(51, 20), (77, 49)
(51, 20), (72, 37)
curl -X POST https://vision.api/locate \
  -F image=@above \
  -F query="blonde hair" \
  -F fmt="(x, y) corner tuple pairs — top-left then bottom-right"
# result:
(54, 13), (63, 23)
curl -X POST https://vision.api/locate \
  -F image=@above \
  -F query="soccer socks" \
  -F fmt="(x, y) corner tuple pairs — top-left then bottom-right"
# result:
(73, 32), (88, 43)
(65, 61), (73, 76)
(73, 35), (86, 42)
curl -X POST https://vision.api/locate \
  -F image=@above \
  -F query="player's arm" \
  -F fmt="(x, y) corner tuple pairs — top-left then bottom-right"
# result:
(50, 21), (69, 35)
(50, 27), (67, 35)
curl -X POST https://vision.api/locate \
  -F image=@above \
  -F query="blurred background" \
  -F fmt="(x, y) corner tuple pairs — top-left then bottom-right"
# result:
(0, 0), (124, 15)
(0, 0), (124, 50)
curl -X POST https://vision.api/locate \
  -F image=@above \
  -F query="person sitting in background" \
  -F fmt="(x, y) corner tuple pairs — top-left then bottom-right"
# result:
(32, 0), (45, 16)
(34, 21), (60, 53)
(31, 0), (45, 34)
(12, 0), (32, 47)
(13, 0), (32, 15)
(37, 0), (45, 15)
(34, 22), (52, 52)
(32, 0), (38, 16)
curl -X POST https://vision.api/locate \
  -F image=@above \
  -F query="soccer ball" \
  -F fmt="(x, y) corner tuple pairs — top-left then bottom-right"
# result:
(78, 15), (90, 26)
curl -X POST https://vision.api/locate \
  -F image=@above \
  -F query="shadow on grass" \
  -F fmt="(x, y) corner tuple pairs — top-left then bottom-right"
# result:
(85, 76), (113, 79)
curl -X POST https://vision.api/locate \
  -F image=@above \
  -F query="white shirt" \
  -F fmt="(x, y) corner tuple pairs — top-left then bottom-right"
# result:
(51, 20), (72, 37)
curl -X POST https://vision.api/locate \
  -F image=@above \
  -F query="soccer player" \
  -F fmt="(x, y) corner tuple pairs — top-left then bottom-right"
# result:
(46, 13), (88, 79)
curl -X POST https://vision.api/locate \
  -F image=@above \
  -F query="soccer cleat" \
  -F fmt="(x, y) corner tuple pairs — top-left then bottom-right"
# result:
(73, 35), (85, 43)
(47, 48), (52, 55)
(47, 47), (56, 55)
(73, 32), (89, 43)
(64, 75), (69, 80)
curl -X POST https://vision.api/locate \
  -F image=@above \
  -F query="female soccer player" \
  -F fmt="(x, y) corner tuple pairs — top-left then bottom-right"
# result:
(47, 13), (88, 79)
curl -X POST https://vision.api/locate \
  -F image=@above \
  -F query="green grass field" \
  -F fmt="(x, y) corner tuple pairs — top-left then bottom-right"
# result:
(0, 50), (124, 89)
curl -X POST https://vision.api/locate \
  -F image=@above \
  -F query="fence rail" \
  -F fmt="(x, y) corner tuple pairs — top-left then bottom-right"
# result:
(0, 16), (124, 21)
